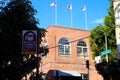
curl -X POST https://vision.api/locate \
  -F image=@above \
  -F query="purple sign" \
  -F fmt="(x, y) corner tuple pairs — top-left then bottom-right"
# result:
(22, 30), (37, 55)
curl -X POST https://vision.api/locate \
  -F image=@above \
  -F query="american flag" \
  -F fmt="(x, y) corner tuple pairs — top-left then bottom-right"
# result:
(50, 2), (56, 7)
(67, 5), (72, 10)
(81, 6), (86, 11)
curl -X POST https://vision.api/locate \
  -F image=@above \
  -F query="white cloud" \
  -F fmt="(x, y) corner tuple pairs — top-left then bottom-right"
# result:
(92, 18), (104, 24)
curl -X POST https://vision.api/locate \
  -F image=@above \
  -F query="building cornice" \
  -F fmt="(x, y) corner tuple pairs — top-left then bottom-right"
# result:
(46, 25), (90, 32)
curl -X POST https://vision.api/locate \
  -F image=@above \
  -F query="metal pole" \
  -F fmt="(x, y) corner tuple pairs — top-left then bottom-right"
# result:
(88, 69), (90, 80)
(88, 61), (89, 80)
(105, 32), (108, 62)
(99, 30), (108, 62)
(55, 0), (57, 25)
(98, 30), (109, 80)
(82, 6), (88, 30)
(37, 30), (40, 80)
(84, 8), (88, 30)
(70, 3), (73, 27)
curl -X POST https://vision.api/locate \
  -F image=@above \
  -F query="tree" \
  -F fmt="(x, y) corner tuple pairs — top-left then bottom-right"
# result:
(0, 0), (48, 79)
(90, 25), (106, 59)
(90, 1), (117, 63)
(90, 1), (117, 80)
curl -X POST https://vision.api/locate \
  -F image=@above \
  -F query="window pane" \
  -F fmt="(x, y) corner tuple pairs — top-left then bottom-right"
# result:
(77, 41), (86, 47)
(59, 38), (69, 45)
(77, 47), (83, 57)
(77, 47), (82, 53)
(58, 45), (64, 52)
(65, 46), (70, 53)
(83, 48), (88, 57)
(65, 46), (70, 56)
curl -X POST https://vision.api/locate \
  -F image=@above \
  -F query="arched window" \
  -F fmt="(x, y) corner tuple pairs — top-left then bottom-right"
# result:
(58, 38), (70, 57)
(77, 41), (88, 58)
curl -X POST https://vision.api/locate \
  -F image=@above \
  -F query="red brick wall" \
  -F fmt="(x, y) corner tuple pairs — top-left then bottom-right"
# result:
(41, 25), (103, 80)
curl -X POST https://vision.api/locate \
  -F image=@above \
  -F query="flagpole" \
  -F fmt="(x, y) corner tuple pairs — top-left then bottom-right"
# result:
(70, 4), (73, 27)
(82, 6), (88, 30)
(84, 7), (88, 30)
(55, 0), (57, 25)
(67, 4), (73, 27)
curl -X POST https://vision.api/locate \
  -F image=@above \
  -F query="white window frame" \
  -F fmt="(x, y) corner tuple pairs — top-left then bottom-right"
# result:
(77, 41), (88, 58)
(58, 38), (71, 57)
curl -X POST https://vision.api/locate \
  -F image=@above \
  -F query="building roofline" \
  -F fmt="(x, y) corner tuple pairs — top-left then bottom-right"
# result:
(46, 25), (90, 32)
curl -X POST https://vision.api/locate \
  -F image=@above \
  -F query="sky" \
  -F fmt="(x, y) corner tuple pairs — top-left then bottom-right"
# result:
(31, 0), (110, 30)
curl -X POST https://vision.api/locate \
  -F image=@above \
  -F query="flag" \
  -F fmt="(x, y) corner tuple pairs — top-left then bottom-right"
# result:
(67, 5), (72, 10)
(81, 6), (86, 11)
(50, 1), (57, 25)
(50, 2), (56, 7)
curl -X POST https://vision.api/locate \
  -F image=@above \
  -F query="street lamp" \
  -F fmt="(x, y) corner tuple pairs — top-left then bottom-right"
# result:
(97, 30), (108, 62)
(96, 29), (110, 80)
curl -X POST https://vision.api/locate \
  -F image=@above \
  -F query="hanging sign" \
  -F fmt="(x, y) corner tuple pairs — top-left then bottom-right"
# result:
(22, 30), (37, 55)
(95, 56), (102, 64)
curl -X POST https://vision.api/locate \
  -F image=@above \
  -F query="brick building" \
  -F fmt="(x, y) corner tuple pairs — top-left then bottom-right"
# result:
(41, 25), (102, 80)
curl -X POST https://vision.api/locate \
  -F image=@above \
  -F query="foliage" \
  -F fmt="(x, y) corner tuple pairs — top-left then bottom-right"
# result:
(90, 1), (117, 62)
(90, 1), (117, 80)
(0, 0), (48, 79)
